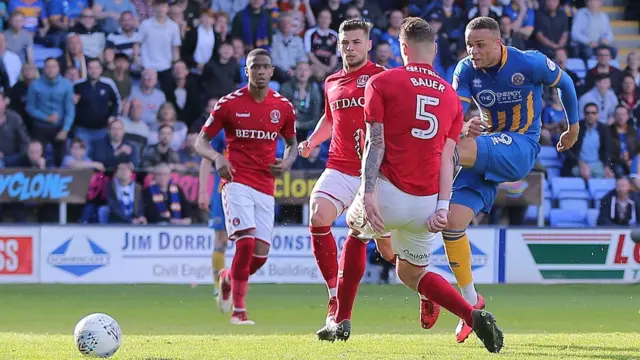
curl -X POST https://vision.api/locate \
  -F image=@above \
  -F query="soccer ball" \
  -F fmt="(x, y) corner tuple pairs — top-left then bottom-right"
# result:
(74, 313), (122, 358)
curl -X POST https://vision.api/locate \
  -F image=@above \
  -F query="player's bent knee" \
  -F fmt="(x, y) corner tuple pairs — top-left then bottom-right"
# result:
(375, 238), (395, 263)
(446, 204), (477, 231)
(396, 261), (424, 291)
(457, 137), (478, 168)
(309, 197), (339, 226)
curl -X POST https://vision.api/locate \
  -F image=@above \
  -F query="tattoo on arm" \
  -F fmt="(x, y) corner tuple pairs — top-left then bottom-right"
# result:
(363, 123), (385, 194)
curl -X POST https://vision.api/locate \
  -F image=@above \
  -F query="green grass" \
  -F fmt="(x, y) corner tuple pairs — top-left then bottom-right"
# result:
(0, 284), (639, 359)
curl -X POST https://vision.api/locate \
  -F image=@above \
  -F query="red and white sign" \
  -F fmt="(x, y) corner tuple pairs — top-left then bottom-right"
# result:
(0, 227), (39, 283)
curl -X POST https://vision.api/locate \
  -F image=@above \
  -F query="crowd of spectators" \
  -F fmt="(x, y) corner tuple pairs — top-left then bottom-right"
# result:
(0, 0), (638, 225)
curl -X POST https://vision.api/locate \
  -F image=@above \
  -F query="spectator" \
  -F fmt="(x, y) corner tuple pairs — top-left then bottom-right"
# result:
(165, 60), (201, 127)
(4, 11), (34, 64)
(323, 0), (346, 32)
(105, 12), (142, 62)
(351, 0), (385, 30)
(11, 139), (46, 169)
(181, 9), (217, 71)
(202, 42), (240, 99)
(120, 98), (150, 141)
(304, 8), (338, 81)
(0, 33), (22, 87)
(534, 0), (569, 58)
(93, 0), (138, 34)
(540, 89), (567, 146)
(502, 0), (535, 40)
(57, 34), (92, 80)
(26, 57), (74, 167)
(102, 160), (146, 224)
(143, 162), (191, 224)
(8, 0), (49, 34)
(213, 0), (247, 28)
(104, 53), (133, 109)
(214, 12), (231, 44)
(9, 63), (38, 133)
(90, 118), (140, 169)
(148, 102), (187, 151)
(168, 1), (188, 39)
(189, 97), (217, 132)
(609, 105), (636, 177)
(562, 102), (613, 179)
(571, 0), (615, 60)
(422, 0), (464, 44)
(70, 8), (106, 60)
(0, 87), (30, 167)
(554, 47), (583, 95)
(467, 0), (502, 22)
(379, 9), (404, 71)
(61, 138), (105, 171)
(231, 0), (273, 51)
(428, 12), (454, 76)
(499, 15), (526, 50)
(271, 12), (308, 78)
(127, 68), (166, 126)
(624, 51), (640, 87)
(179, 133), (201, 172)
(619, 74), (640, 122)
(278, 0), (315, 37)
(143, 123), (180, 168)
(373, 42), (397, 68)
(132, 0), (153, 22)
(579, 74), (618, 125)
(597, 177), (638, 226)
(102, 46), (116, 73)
(47, 0), (88, 48)
(280, 61), (321, 143)
(65, 67), (81, 82)
(139, 0), (181, 93)
(585, 46), (623, 92)
(73, 58), (121, 154)
(169, 0), (200, 29)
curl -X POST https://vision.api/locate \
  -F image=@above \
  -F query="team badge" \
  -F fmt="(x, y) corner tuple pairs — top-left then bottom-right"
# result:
(232, 217), (240, 226)
(356, 75), (369, 88)
(511, 72), (525, 86)
(270, 109), (281, 123)
(472, 78), (482, 88)
(546, 57), (557, 71)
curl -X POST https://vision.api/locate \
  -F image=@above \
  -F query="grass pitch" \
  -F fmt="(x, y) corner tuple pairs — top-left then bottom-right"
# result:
(0, 284), (638, 359)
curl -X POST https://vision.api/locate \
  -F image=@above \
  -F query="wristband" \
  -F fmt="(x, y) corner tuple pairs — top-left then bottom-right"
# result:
(437, 200), (450, 211)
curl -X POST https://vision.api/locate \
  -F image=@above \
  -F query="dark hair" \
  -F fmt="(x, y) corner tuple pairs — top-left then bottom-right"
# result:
(615, 104), (629, 113)
(339, 19), (372, 37)
(71, 138), (86, 148)
(247, 48), (271, 60)
(114, 53), (131, 62)
(595, 73), (610, 82)
(466, 16), (501, 33)
(120, 10), (134, 18)
(87, 57), (102, 67)
(153, 0), (168, 6)
(584, 102), (599, 112)
(116, 160), (133, 170)
(159, 124), (174, 133)
(399, 17), (435, 44)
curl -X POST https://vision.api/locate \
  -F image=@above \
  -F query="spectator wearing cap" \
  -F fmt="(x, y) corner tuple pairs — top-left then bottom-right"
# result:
(534, 0), (569, 58)
(139, 0), (181, 94)
(57, 34), (93, 80)
(143, 162), (191, 225)
(93, 0), (138, 34)
(26, 57), (74, 167)
(46, 0), (88, 48)
(499, 15), (526, 50)
(9, 63), (38, 133)
(70, 8), (106, 59)
(0, 33), (21, 88)
(421, 0), (464, 44)
(73, 58), (121, 155)
(100, 160), (146, 224)
(304, 8), (338, 82)
(105, 12), (142, 62)
(597, 177), (639, 226)
(0, 86), (30, 168)
(104, 52), (133, 109)
(232, 0), (273, 52)
(61, 138), (105, 171)
(280, 61), (321, 143)
(202, 42), (240, 99)
(164, 61), (201, 128)
(127, 68), (166, 126)
(271, 12), (308, 79)
(585, 46), (624, 92)
(579, 74), (619, 125)
(571, 0), (615, 60)
(4, 11), (34, 65)
(181, 9), (218, 71)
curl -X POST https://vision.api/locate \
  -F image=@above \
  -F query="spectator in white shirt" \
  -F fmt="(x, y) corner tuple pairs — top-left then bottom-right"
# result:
(181, 9), (216, 71)
(571, 0), (616, 60)
(0, 33), (21, 87)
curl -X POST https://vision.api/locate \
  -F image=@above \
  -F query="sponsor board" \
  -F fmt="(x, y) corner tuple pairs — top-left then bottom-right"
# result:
(506, 229), (640, 283)
(39, 226), (498, 284)
(0, 227), (39, 283)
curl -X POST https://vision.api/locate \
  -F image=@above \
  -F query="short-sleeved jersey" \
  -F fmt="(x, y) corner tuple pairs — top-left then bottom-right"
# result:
(202, 87), (296, 196)
(364, 63), (464, 197)
(453, 46), (562, 141)
(324, 61), (386, 176)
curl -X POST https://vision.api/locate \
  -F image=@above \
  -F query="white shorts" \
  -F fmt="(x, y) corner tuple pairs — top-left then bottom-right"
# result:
(346, 178), (438, 267)
(221, 182), (275, 244)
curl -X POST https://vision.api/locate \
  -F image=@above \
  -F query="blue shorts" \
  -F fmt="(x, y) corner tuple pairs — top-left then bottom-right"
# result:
(452, 132), (540, 215)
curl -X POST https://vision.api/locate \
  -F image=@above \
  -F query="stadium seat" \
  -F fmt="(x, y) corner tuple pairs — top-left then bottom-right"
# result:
(549, 208), (587, 227)
(334, 213), (348, 227)
(525, 198), (551, 223)
(551, 177), (588, 199)
(33, 45), (63, 69)
(538, 146), (562, 168)
(587, 209), (599, 227)
(546, 167), (561, 178)
(566, 58), (586, 79)
(588, 178), (615, 201)
(558, 198), (589, 210)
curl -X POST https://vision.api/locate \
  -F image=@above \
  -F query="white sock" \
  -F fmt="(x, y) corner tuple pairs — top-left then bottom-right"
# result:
(328, 287), (337, 298)
(461, 284), (478, 306)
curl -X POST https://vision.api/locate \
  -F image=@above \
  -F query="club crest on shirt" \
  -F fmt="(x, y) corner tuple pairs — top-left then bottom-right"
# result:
(356, 75), (369, 88)
(232, 217), (240, 226)
(511, 72), (525, 86)
(546, 57), (557, 71)
(472, 78), (482, 88)
(270, 109), (281, 123)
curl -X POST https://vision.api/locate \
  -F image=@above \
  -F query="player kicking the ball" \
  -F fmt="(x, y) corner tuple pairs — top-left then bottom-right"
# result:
(329, 17), (504, 353)
(418, 16), (579, 343)
(196, 49), (298, 325)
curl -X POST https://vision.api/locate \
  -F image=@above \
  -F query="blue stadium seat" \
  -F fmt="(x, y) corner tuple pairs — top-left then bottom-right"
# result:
(566, 58), (586, 79)
(525, 199), (551, 222)
(558, 198), (589, 210)
(588, 178), (615, 201)
(334, 213), (348, 227)
(550, 208), (587, 227)
(587, 209), (599, 227)
(33, 45), (63, 69)
(587, 58), (620, 70)
(546, 167), (561, 178)
(551, 177), (588, 199)
(538, 146), (562, 169)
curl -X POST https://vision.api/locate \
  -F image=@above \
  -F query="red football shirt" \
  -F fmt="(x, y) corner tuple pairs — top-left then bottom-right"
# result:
(202, 87), (296, 196)
(364, 63), (463, 196)
(324, 61), (385, 176)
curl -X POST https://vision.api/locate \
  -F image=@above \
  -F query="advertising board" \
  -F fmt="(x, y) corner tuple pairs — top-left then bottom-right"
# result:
(0, 227), (40, 283)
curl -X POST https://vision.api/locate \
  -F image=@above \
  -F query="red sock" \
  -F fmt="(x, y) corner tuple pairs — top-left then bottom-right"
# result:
(335, 235), (367, 322)
(230, 236), (255, 312)
(310, 225), (338, 295)
(249, 255), (267, 275)
(418, 271), (474, 326)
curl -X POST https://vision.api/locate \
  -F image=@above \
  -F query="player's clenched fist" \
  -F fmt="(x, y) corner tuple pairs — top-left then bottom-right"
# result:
(463, 116), (489, 138)
(426, 209), (448, 233)
(215, 157), (234, 181)
(557, 123), (579, 152)
(297, 140), (313, 158)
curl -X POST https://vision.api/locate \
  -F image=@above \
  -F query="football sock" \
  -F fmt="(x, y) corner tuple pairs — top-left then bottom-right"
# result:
(310, 225), (338, 298)
(249, 255), (267, 275)
(212, 251), (225, 286)
(418, 271), (474, 326)
(335, 235), (367, 322)
(442, 230), (478, 306)
(230, 236), (255, 312)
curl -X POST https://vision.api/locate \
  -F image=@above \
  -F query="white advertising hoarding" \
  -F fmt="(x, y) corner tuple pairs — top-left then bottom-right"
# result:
(0, 227), (40, 283)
